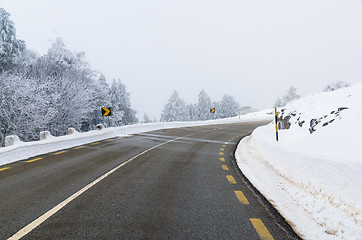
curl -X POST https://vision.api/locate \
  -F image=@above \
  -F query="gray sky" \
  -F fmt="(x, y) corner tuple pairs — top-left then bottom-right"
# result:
(1, 0), (362, 120)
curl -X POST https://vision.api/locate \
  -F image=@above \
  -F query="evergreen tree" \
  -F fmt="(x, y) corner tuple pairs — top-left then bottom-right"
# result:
(219, 94), (240, 118)
(143, 113), (152, 123)
(160, 91), (187, 122)
(0, 8), (26, 72)
(197, 90), (212, 120)
(109, 79), (137, 126)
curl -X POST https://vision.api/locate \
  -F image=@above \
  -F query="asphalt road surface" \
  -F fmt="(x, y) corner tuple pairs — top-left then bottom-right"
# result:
(0, 122), (302, 240)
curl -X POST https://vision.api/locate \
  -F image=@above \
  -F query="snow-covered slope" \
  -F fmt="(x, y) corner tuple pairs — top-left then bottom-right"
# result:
(0, 109), (272, 167)
(236, 83), (362, 240)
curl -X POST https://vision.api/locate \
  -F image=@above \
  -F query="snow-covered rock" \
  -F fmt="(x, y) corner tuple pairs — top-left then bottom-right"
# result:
(39, 131), (55, 140)
(5, 135), (22, 147)
(67, 128), (78, 135)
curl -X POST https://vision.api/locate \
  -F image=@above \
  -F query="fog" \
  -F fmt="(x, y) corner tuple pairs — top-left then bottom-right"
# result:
(1, 0), (362, 119)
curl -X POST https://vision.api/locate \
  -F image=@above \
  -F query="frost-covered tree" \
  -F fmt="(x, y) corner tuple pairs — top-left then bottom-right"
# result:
(109, 79), (137, 126)
(217, 94), (239, 118)
(197, 90), (212, 120)
(0, 8), (26, 72)
(323, 81), (351, 92)
(186, 103), (197, 121)
(160, 91), (188, 122)
(143, 113), (152, 123)
(274, 86), (300, 107)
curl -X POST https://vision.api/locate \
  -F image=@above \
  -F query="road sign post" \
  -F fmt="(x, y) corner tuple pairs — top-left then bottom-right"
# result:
(101, 107), (112, 128)
(275, 107), (279, 142)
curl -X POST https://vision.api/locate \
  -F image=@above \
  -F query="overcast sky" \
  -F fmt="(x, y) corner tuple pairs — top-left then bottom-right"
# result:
(1, 0), (362, 119)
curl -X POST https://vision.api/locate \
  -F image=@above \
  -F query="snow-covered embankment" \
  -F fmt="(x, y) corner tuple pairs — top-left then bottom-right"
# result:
(236, 83), (362, 240)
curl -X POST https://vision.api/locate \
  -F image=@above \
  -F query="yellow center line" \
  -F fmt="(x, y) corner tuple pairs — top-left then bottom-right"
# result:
(220, 148), (225, 151)
(53, 151), (66, 155)
(222, 145), (226, 147)
(73, 146), (84, 150)
(0, 167), (11, 172)
(250, 218), (274, 240)
(91, 142), (100, 145)
(26, 157), (43, 163)
(219, 152), (224, 156)
(221, 165), (229, 171)
(220, 157), (225, 162)
(105, 139), (113, 142)
(234, 191), (249, 204)
(226, 175), (237, 184)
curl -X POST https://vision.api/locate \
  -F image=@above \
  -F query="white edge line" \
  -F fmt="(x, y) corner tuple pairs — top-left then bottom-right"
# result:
(8, 133), (196, 240)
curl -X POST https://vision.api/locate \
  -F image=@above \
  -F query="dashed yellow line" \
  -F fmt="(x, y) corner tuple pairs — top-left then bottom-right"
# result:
(226, 175), (236, 184)
(235, 190), (249, 204)
(220, 157), (225, 162)
(250, 218), (274, 240)
(0, 167), (11, 172)
(53, 151), (66, 155)
(26, 157), (43, 163)
(222, 165), (229, 171)
(105, 139), (113, 142)
(90, 142), (100, 145)
(222, 145), (226, 147)
(220, 148), (225, 151)
(219, 152), (224, 156)
(73, 146), (84, 150)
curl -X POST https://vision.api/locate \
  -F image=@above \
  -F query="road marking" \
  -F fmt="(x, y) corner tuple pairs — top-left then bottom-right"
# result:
(7, 131), (204, 240)
(219, 152), (224, 156)
(222, 165), (229, 171)
(0, 167), (11, 172)
(226, 175), (236, 184)
(250, 218), (274, 240)
(105, 139), (113, 142)
(26, 157), (43, 163)
(234, 191), (249, 204)
(220, 157), (225, 162)
(222, 145), (226, 147)
(73, 146), (84, 150)
(220, 148), (224, 151)
(53, 151), (66, 155)
(90, 142), (100, 145)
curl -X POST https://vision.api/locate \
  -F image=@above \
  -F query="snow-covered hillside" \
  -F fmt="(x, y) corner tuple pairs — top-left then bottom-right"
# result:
(236, 83), (362, 240)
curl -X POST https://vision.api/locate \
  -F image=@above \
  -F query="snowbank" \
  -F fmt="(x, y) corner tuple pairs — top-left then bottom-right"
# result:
(0, 109), (272, 167)
(236, 83), (362, 240)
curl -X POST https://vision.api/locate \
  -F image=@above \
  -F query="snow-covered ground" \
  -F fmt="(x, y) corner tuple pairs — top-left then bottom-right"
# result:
(0, 109), (272, 167)
(236, 83), (362, 240)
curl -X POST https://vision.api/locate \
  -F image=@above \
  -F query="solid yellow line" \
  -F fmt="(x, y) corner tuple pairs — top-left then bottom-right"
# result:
(222, 165), (229, 171)
(220, 148), (225, 151)
(226, 175), (236, 184)
(91, 142), (100, 145)
(73, 146), (84, 150)
(234, 191), (249, 204)
(250, 218), (274, 240)
(220, 158), (225, 162)
(0, 167), (11, 172)
(219, 152), (224, 156)
(53, 151), (66, 155)
(26, 157), (43, 163)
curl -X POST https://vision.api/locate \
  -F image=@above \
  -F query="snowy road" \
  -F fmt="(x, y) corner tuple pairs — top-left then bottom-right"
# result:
(0, 122), (300, 239)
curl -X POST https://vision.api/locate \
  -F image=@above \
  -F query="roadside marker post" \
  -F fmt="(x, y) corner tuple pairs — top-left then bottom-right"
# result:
(275, 107), (279, 142)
